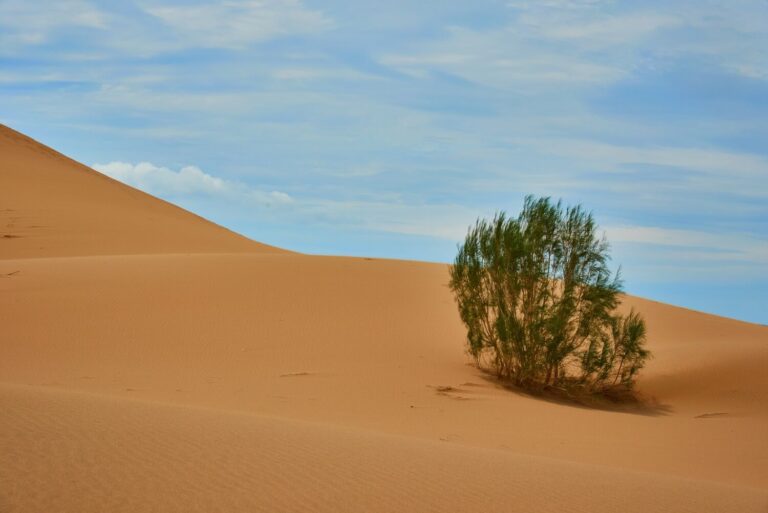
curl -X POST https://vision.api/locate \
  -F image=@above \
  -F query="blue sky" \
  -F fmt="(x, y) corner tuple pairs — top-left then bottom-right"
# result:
(1, 0), (766, 323)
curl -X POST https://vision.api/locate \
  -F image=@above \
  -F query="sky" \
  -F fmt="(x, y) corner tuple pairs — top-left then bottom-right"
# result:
(1, 0), (767, 324)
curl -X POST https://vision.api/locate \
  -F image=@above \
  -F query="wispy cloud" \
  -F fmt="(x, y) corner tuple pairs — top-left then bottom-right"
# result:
(0, 0), (334, 58)
(379, 4), (680, 90)
(142, 0), (333, 50)
(538, 13), (679, 44)
(606, 225), (768, 265)
(92, 161), (293, 205)
(309, 200), (481, 241)
(547, 141), (768, 176)
(0, 0), (107, 49)
(661, 2), (768, 81)
(379, 26), (626, 88)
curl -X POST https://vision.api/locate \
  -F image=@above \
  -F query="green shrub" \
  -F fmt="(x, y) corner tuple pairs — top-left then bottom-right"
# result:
(449, 196), (650, 395)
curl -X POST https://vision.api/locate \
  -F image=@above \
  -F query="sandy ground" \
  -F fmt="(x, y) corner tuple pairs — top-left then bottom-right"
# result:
(2, 124), (767, 512)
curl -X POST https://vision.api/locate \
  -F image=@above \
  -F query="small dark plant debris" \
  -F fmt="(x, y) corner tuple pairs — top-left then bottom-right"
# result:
(695, 412), (728, 419)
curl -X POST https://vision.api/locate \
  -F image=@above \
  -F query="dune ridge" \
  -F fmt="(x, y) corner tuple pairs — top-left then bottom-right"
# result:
(1, 125), (767, 512)
(0, 124), (283, 258)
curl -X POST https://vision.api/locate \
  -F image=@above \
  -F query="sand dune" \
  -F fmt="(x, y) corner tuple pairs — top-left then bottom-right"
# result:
(0, 125), (282, 258)
(1, 125), (767, 511)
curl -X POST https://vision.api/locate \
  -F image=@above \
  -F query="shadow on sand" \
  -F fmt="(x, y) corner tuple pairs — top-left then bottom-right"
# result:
(473, 367), (673, 417)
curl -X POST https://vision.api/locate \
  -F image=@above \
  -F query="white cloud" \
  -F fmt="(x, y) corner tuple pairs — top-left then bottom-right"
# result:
(538, 13), (679, 44)
(506, 0), (607, 9)
(92, 161), (292, 205)
(605, 224), (768, 284)
(0, 0), (107, 49)
(662, 2), (768, 81)
(0, 0), (334, 57)
(142, 0), (333, 49)
(379, 2), (768, 90)
(539, 139), (768, 178)
(379, 26), (625, 89)
(606, 225), (768, 264)
(310, 200), (482, 241)
(270, 67), (377, 82)
(379, 5), (679, 90)
(512, 138), (768, 200)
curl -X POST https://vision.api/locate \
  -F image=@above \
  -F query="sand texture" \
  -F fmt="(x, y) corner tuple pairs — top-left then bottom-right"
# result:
(1, 124), (767, 512)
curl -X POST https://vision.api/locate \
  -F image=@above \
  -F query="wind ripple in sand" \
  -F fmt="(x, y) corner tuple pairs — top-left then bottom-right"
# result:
(1, 384), (765, 513)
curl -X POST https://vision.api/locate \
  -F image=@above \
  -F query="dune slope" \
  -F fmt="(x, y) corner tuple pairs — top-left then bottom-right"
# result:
(0, 124), (282, 258)
(1, 126), (766, 512)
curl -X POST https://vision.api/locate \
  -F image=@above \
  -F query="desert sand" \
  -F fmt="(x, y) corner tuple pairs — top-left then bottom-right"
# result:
(1, 124), (766, 512)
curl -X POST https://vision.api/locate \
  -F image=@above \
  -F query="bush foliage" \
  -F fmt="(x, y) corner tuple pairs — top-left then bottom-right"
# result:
(449, 196), (650, 394)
